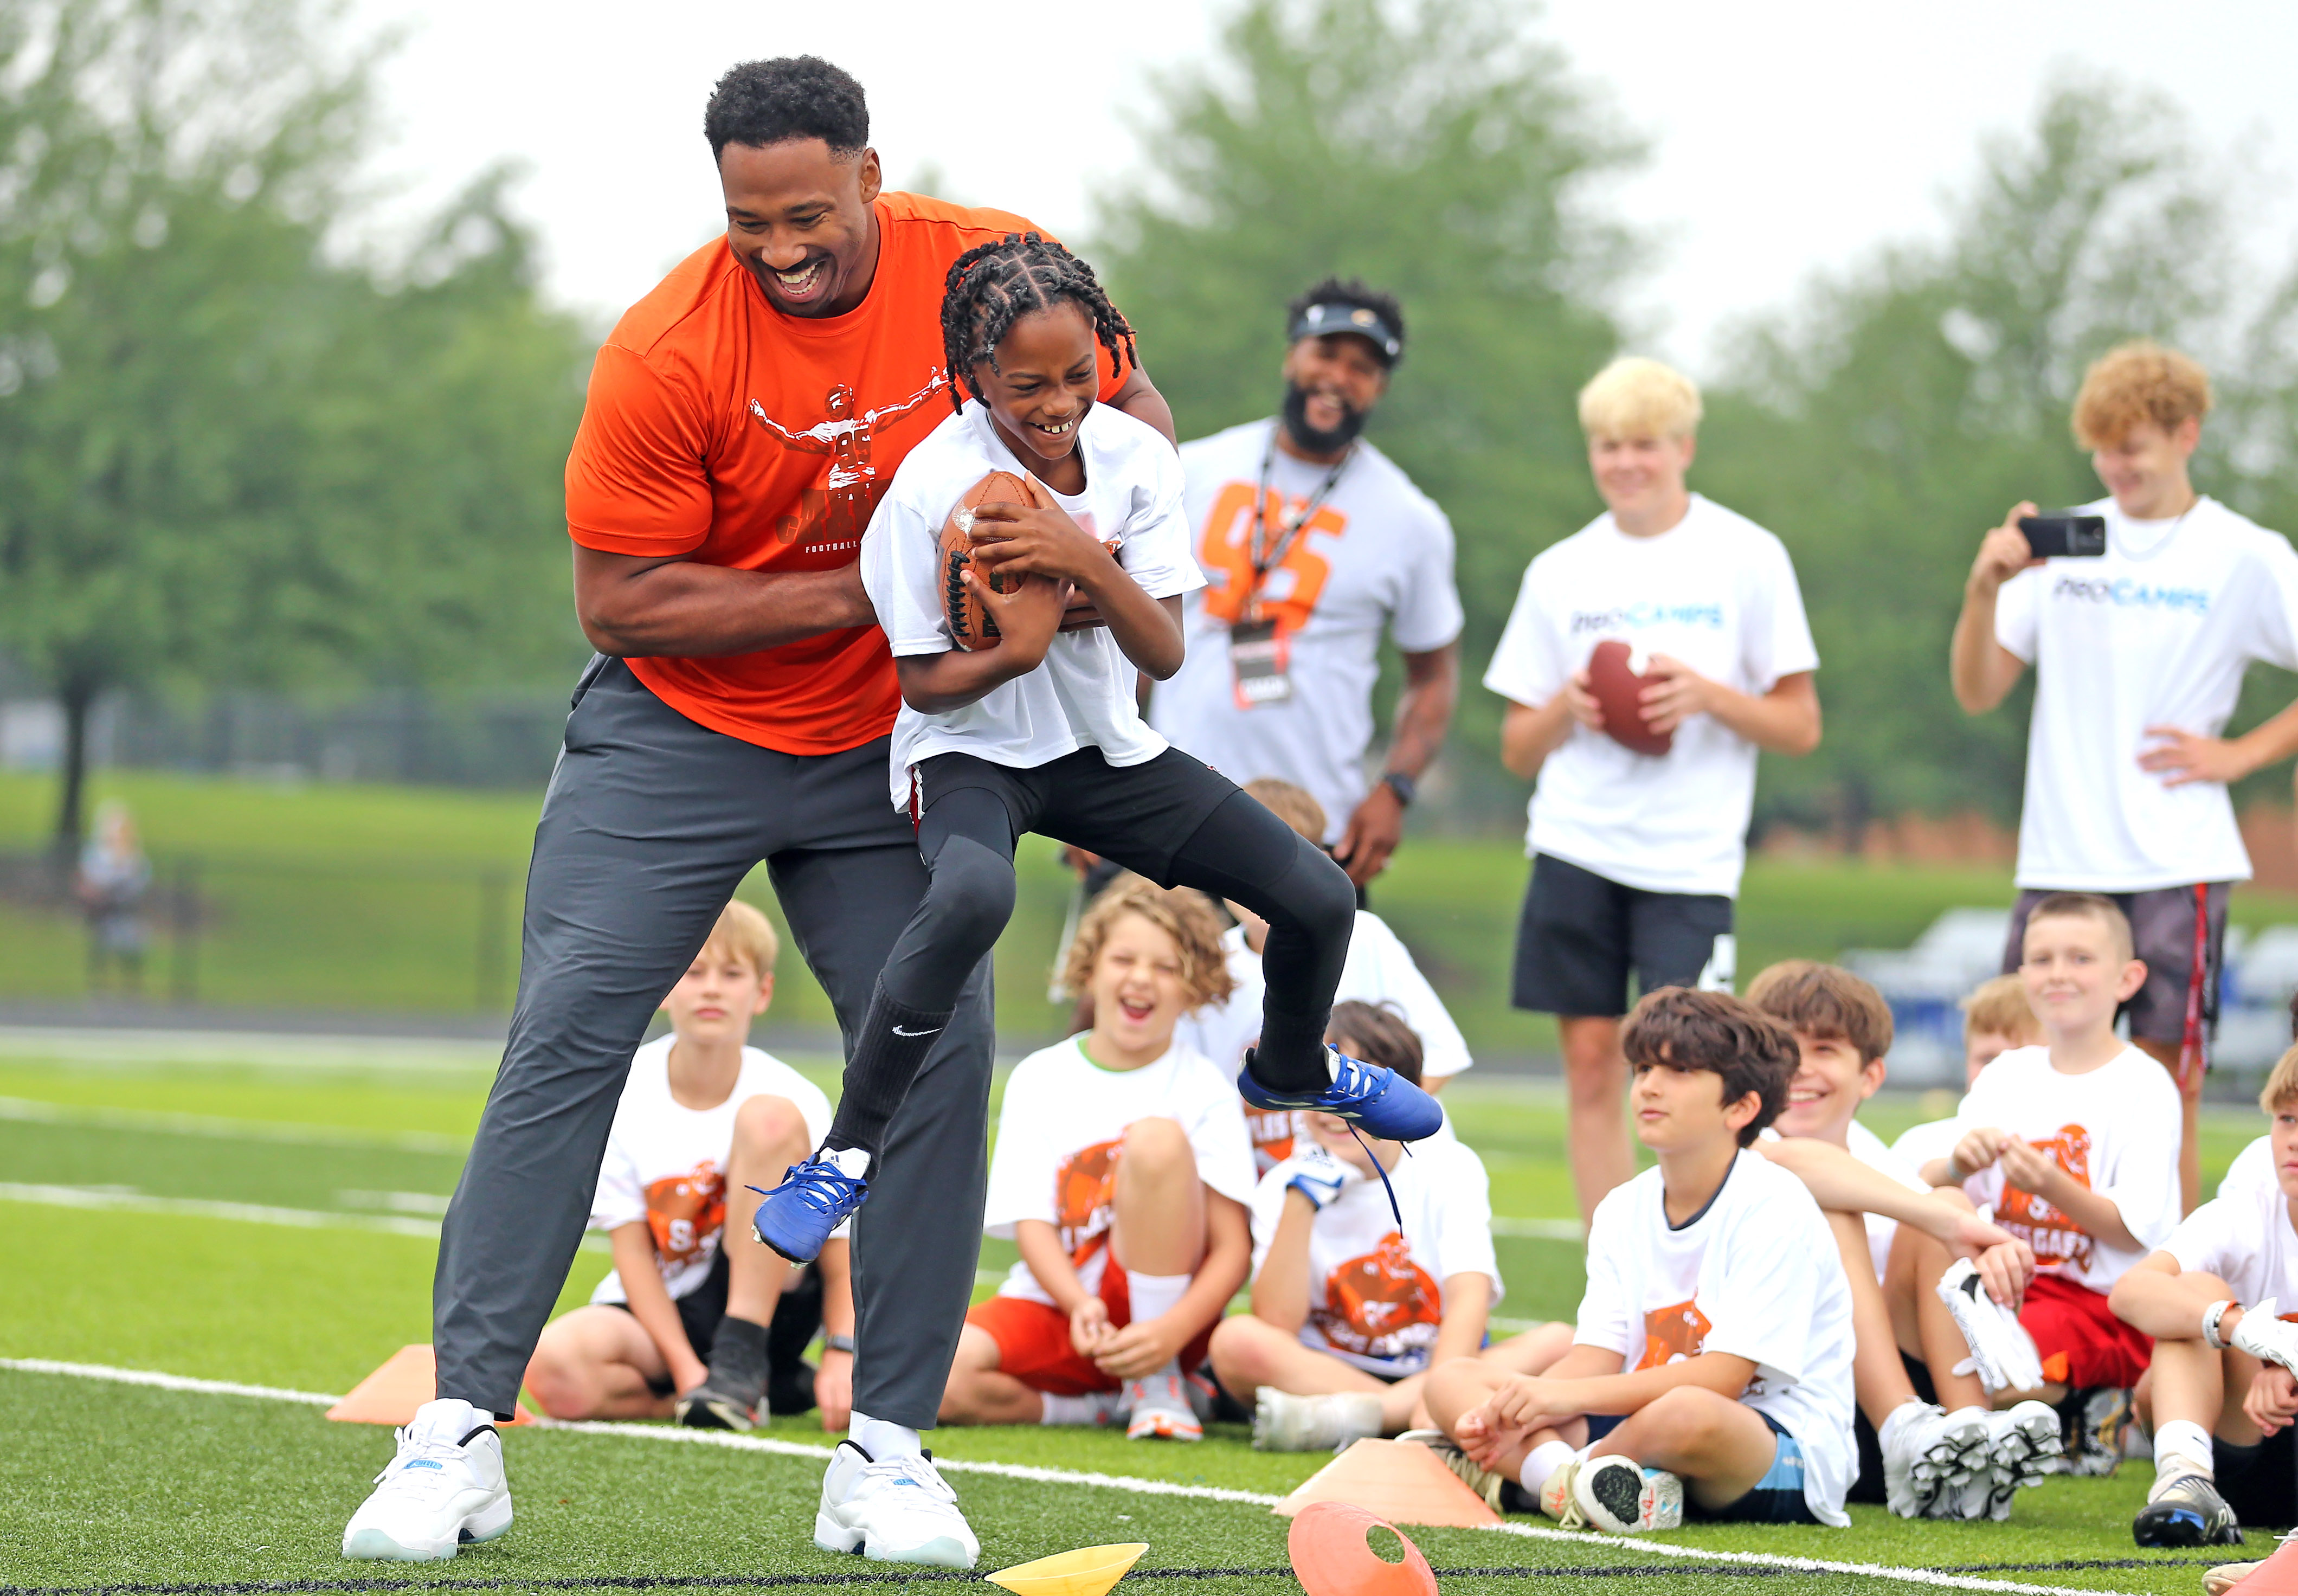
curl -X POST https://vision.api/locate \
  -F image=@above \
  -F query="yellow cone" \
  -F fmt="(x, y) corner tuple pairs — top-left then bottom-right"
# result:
(986, 1542), (1149, 1596)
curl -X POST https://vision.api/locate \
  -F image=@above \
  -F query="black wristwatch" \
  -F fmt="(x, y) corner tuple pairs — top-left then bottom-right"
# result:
(1380, 770), (1417, 807)
(823, 1334), (855, 1355)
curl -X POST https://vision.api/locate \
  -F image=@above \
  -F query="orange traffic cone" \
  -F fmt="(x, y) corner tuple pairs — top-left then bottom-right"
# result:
(2212, 1534), (2298, 1596)
(326, 1345), (534, 1426)
(986, 1543), (1149, 1596)
(1276, 1437), (1501, 1527)
(1286, 1501), (1438, 1596)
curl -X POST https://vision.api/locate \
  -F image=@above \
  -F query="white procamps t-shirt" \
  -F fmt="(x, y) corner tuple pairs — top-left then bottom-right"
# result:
(1994, 495), (2298, 891)
(982, 1034), (1257, 1307)
(2222, 1136), (2275, 1200)
(2166, 1179), (2298, 1310)
(1949, 1044), (2183, 1296)
(859, 401), (1205, 812)
(1576, 1151), (1857, 1526)
(1247, 1135), (1501, 1378)
(1483, 495), (1818, 897)
(588, 1037), (836, 1305)
(1150, 420), (1463, 846)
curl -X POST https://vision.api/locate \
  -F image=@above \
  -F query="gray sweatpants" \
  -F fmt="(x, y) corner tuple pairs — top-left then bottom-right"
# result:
(432, 658), (993, 1427)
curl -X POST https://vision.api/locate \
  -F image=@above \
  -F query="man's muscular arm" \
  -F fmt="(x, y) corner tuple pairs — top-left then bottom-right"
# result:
(572, 546), (877, 658)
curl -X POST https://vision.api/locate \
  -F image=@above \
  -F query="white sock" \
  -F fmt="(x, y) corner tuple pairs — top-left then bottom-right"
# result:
(1521, 1438), (1576, 1496)
(1125, 1271), (1192, 1326)
(1040, 1392), (1113, 1425)
(2154, 1418), (2216, 1481)
(849, 1411), (920, 1459)
(826, 1146), (871, 1180)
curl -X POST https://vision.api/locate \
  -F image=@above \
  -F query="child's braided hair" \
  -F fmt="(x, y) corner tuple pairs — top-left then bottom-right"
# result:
(939, 233), (1136, 413)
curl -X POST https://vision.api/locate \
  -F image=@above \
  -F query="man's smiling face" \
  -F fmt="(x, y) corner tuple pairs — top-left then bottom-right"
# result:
(719, 137), (881, 318)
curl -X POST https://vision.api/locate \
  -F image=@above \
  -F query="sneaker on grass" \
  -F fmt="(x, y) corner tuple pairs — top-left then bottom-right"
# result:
(1881, 1401), (1990, 1518)
(678, 1317), (768, 1433)
(2135, 1468), (2244, 1548)
(812, 1441), (977, 1568)
(1545, 1455), (1683, 1534)
(1397, 1430), (1510, 1513)
(342, 1399), (513, 1562)
(2059, 1386), (2135, 1478)
(1251, 1387), (1384, 1452)
(1125, 1371), (1203, 1441)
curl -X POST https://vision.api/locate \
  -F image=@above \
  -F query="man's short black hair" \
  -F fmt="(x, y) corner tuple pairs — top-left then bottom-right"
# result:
(705, 57), (869, 163)
(1287, 276), (1406, 358)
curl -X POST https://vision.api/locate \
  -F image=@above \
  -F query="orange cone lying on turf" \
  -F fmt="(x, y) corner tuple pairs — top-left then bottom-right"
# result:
(1274, 1437), (1501, 1527)
(326, 1344), (534, 1427)
(2210, 1533), (2298, 1596)
(986, 1542), (1149, 1596)
(1286, 1501), (1438, 1596)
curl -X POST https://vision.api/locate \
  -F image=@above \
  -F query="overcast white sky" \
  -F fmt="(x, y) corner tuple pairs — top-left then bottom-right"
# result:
(351, 0), (2298, 375)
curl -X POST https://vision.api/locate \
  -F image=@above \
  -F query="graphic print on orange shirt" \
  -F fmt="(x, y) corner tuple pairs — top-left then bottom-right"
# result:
(746, 372), (946, 554)
(1195, 480), (1344, 632)
(1055, 1138), (1123, 1266)
(1313, 1231), (1441, 1361)
(645, 1160), (726, 1272)
(1996, 1123), (2096, 1274)
(1634, 1299), (1713, 1371)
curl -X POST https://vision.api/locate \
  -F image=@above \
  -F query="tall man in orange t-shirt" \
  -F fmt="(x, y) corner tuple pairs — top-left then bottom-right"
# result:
(340, 56), (1174, 1569)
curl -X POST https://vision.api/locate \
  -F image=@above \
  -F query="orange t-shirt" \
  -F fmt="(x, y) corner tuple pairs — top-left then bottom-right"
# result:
(563, 193), (1132, 755)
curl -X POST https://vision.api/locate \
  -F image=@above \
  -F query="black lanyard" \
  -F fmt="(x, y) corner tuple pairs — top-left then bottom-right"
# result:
(1247, 429), (1353, 609)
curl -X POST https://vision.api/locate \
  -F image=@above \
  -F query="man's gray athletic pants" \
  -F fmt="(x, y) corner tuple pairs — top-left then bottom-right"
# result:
(432, 658), (993, 1428)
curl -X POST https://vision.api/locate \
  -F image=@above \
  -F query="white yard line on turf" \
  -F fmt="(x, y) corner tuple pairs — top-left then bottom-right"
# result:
(0, 1357), (2142, 1596)
(0, 1184), (611, 1252)
(0, 1095), (469, 1153)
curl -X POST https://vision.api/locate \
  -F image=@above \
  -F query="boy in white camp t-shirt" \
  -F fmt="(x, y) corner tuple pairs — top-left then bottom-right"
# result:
(1916, 894), (2182, 1476)
(2109, 1046), (2298, 1550)
(942, 878), (1257, 1441)
(1419, 989), (1856, 1533)
(1212, 1002), (1573, 1454)
(520, 901), (852, 1432)
(1483, 357), (1820, 1228)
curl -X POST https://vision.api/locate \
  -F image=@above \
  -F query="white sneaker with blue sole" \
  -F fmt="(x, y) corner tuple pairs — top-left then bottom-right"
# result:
(342, 1399), (513, 1561)
(814, 1440), (979, 1568)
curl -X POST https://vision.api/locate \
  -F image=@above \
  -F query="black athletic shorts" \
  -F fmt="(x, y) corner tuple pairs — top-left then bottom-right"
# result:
(1510, 853), (1735, 1018)
(613, 1249), (825, 1397)
(2219, 1429), (2298, 1530)
(2001, 883), (2230, 1048)
(1849, 1353), (1940, 1505)
(911, 745), (1238, 888)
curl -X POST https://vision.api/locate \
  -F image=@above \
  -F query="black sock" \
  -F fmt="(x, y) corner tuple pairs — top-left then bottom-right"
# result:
(703, 1314), (769, 1400)
(1246, 1003), (1334, 1093)
(1497, 1478), (1537, 1514)
(823, 982), (952, 1159)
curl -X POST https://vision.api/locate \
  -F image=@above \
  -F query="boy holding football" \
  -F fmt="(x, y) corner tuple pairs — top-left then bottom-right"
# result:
(1417, 989), (1857, 1533)
(1484, 356), (1821, 1225)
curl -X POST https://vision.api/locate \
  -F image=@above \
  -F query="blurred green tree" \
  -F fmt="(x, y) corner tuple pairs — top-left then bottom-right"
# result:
(1093, 0), (1640, 822)
(0, 0), (589, 860)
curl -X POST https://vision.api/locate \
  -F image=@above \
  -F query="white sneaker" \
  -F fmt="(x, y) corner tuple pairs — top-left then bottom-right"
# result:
(1251, 1387), (1384, 1452)
(2233, 1299), (2298, 1377)
(1882, 1402), (1990, 1518)
(1936, 1258), (2044, 1394)
(813, 1440), (978, 1568)
(341, 1399), (513, 1561)
(1569, 1454), (1684, 1534)
(1989, 1400), (2065, 1497)
(1124, 1371), (1202, 1441)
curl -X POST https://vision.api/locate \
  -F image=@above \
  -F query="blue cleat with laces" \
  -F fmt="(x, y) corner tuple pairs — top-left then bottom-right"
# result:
(1237, 1043), (1443, 1144)
(749, 1148), (871, 1265)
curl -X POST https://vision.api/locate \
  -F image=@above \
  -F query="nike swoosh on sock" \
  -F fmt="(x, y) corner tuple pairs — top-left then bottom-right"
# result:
(892, 1025), (942, 1037)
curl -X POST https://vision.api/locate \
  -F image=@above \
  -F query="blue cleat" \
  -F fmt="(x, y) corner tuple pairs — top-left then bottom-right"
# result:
(749, 1149), (870, 1265)
(1236, 1043), (1443, 1144)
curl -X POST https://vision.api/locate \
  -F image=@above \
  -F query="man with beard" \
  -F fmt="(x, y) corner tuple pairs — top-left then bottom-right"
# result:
(1148, 281), (1461, 892)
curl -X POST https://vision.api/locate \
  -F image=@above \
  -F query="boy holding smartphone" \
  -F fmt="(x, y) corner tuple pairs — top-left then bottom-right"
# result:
(1950, 340), (2298, 1214)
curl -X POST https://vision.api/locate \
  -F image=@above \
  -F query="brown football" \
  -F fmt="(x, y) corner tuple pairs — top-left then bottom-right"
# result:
(941, 470), (1041, 651)
(1586, 638), (1672, 757)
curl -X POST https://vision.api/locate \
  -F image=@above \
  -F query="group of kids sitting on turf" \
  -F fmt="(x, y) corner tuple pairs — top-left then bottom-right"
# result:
(516, 227), (2298, 1556)
(522, 840), (2298, 1553)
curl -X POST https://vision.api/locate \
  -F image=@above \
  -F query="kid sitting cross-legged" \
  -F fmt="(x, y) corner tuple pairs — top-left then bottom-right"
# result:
(2108, 1044), (2298, 1548)
(1911, 892), (2183, 1477)
(1211, 1001), (1572, 1455)
(1417, 988), (1857, 1532)
(941, 878), (1256, 1439)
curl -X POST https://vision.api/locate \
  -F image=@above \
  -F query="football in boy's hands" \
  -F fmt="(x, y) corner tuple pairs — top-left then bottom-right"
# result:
(1586, 639), (1672, 757)
(942, 471), (1042, 651)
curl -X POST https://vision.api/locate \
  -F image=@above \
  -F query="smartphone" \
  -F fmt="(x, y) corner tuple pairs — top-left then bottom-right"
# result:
(2019, 514), (2108, 559)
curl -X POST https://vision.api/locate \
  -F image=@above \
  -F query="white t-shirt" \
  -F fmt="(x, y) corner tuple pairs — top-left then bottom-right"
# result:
(1949, 1044), (2183, 1295)
(1994, 495), (2298, 891)
(1149, 420), (1463, 845)
(982, 1034), (1258, 1307)
(1890, 1118), (1962, 1181)
(1482, 495), (1819, 897)
(1847, 1120), (1932, 1282)
(2222, 1135), (2275, 1200)
(588, 1037), (836, 1305)
(859, 401), (1205, 811)
(1248, 1135), (1500, 1378)
(2166, 1179), (2298, 1310)
(1576, 1150), (1857, 1526)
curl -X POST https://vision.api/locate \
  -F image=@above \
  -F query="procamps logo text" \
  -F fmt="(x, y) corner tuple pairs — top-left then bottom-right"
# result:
(1569, 603), (1726, 636)
(2048, 575), (2213, 616)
